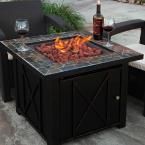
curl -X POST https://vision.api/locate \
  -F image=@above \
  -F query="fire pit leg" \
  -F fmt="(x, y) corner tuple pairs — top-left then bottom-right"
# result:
(43, 79), (61, 145)
(117, 64), (128, 129)
(143, 100), (145, 117)
(47, 139), (61, 145)
(0, 46), (12, 102)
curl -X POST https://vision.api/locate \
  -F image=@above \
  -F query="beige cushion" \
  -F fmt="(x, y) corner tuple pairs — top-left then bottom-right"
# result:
(127, 44), (145, 71)
(7, 52), (13, 60)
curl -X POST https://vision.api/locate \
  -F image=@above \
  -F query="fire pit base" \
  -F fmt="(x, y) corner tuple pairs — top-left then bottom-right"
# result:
(15, 60), (127, 145)
(1, 31), (142, 145)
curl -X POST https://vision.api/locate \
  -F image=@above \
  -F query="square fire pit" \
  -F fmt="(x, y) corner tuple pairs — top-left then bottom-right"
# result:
(29, 35), (111, 63)
(0, 31), (143, 145)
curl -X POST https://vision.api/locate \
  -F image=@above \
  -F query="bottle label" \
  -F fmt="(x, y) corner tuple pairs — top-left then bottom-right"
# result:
(93, 18), (103, 35)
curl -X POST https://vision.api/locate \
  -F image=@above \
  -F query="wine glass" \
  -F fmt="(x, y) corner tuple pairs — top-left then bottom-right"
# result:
(103, 18), (115, 48)
(15, 19), (29, 51)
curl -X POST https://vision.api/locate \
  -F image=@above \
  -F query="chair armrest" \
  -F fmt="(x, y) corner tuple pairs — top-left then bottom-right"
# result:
(44, 14), (73, 31)
(0, 28), (5, 40)
(111, 19), (145, 44)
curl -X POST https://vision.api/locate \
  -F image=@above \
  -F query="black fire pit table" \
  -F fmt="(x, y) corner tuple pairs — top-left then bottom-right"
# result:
(0, 31), (143, 145)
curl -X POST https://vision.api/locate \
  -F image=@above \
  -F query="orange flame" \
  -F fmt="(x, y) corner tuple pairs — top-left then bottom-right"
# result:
(54, 35), (92, 53)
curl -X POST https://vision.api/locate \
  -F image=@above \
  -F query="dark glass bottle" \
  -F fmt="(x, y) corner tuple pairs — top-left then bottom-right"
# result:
(93, 2), (104, 40)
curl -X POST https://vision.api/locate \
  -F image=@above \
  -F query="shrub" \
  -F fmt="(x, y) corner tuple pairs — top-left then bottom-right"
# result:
(42, 2), (85, 34)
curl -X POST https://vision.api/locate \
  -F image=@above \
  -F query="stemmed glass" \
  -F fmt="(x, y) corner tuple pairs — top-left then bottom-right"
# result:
(15, 19), (29, 51)
(103, 18), (115, 48)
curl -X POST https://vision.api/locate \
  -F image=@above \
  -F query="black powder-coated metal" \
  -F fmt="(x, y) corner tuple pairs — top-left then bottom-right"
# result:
(15, 61), (126, 145)
(0, 31), (143, 145)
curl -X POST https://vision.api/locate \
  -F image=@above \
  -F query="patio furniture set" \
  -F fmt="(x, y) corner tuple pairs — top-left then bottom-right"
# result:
(0, 0), (145, 145)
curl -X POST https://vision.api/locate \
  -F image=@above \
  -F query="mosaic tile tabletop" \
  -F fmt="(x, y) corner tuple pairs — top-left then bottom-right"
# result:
(0, 31), (143, 77)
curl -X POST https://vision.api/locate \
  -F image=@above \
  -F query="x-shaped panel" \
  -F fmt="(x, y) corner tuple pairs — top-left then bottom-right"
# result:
(22, 67), (41, 126)
(73, 73), (110, 132)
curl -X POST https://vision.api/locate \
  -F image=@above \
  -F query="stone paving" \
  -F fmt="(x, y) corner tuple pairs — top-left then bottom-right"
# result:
(0, 0), (145, 145)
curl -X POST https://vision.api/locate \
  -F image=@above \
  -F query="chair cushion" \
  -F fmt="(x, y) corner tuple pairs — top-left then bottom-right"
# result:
(127, 44), (145, 71)
(7, 52), (13, 60)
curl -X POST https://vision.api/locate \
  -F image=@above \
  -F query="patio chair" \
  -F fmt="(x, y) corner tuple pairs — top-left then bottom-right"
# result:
(0, 0), (72, 102)
(111, 19), (145, 116)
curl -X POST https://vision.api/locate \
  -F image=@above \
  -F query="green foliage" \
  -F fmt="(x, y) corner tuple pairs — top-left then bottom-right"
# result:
(134, 0), (145, 4)
(47, 26), (62, 34)
(42, 2), (85, 34)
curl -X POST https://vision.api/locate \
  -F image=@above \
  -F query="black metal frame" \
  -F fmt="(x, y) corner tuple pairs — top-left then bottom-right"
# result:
(111, 19), (145, 116)
(15, 59), (128, 145)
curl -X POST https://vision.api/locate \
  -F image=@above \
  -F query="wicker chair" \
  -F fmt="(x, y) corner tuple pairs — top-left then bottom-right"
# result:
(111, 19), (145, 116)
(0, 0), (71, 102)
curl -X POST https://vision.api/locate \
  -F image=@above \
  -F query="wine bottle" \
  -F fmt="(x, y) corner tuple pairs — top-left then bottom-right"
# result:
(93, 0), (104, 40)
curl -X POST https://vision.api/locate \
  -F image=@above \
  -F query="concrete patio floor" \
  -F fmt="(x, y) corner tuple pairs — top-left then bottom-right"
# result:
(1, 0), (145, 145)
